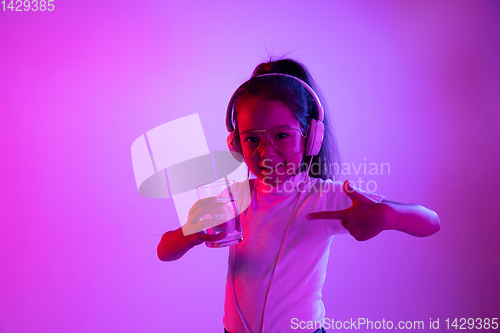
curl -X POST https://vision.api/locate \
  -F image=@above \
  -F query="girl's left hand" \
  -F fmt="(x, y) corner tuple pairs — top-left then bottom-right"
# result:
(306, 181), (394, 241)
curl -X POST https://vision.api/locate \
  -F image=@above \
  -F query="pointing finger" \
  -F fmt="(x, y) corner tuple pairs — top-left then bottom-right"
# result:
(307, 210), (346, 220)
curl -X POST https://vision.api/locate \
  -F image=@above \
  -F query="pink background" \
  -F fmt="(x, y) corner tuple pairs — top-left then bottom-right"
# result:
(1, 0), (499, 332)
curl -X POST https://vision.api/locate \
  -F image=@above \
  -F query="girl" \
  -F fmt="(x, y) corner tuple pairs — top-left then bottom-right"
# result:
(157, 59), (441, 333)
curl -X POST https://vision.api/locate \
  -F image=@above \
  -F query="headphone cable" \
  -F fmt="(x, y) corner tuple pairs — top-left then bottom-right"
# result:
(260, 158), (313, 333)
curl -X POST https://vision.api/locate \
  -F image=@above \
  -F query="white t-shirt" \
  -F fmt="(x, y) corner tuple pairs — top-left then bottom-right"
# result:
(222, 171), (385, 333)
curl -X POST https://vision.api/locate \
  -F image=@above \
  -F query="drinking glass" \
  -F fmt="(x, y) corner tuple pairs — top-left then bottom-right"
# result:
(196, 179), (242, 248)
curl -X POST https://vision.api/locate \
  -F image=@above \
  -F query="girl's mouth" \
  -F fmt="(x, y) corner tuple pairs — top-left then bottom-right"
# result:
(259, 163), (284, 173)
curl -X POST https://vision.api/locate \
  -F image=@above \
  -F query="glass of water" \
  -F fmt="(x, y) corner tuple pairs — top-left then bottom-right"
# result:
(196, 179), (242, 248)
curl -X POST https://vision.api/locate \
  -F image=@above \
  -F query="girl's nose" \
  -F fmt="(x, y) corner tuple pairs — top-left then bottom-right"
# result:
(259, 138), (277, 158)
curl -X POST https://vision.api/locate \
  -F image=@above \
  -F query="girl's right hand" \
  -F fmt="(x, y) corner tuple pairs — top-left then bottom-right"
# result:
(183, 197), (229, 247)
(157, 197), (230, 261)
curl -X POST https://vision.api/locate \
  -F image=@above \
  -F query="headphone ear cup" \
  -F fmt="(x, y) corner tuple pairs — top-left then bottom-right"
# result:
(305, 119), (324, 156)
(227, 131), (244, 162)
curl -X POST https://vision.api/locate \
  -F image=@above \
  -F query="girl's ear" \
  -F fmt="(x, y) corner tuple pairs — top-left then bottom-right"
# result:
(304, 123), (310, 138)
(227, 131), (244, 162)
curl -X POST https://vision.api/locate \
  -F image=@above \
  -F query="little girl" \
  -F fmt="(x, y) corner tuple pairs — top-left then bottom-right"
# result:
(157, 59), (441, 333)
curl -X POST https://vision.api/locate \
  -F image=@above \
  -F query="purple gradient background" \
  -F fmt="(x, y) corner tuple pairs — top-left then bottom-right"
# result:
(1, 0), (499, 332)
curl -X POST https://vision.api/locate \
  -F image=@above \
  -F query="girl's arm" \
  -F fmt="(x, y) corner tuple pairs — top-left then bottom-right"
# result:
(306, 181), (441, 241)
(157, 227), (227, 261)
(381, 200), (440, 237)
(157, 197), (228, 261)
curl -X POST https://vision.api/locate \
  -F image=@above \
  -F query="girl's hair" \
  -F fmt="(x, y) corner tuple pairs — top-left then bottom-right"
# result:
(231, 58), (341, 180)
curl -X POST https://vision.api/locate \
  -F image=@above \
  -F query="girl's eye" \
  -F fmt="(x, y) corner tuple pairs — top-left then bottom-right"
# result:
(275, 132), (289, 140)
(244, 136), (259, 144)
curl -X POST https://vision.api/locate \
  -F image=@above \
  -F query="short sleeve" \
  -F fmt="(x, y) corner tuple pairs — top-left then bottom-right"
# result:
(311, 180), (348, 235)
(339, 184), (385, 204)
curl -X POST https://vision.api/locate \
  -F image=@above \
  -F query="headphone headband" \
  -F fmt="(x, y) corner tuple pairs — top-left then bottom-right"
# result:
(225, 73), (324, 132)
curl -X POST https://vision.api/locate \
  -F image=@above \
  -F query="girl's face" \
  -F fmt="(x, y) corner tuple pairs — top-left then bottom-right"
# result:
(235, 97), (305, 186)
